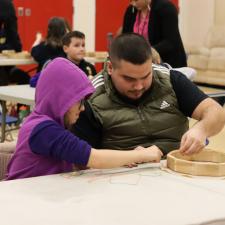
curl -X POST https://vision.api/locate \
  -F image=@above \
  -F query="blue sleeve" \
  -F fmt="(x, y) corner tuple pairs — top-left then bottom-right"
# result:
(29, 120), (91, 165)
(29, 72), (41, 87)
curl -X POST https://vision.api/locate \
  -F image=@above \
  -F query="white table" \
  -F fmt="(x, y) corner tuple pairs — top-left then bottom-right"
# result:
(84, 56), (106, 64)
(199, 85), (225, 97)
(0, 85), (35, 142)
(0, 164), (225, 225)
(0, 56), (36, 66)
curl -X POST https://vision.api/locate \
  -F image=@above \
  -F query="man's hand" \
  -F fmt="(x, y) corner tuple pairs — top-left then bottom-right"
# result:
(179, 127), (207, 155)
(181, 97), (225, 155)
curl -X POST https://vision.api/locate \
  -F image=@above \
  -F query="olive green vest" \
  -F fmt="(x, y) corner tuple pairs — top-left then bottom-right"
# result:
(89, 66), (188, 154)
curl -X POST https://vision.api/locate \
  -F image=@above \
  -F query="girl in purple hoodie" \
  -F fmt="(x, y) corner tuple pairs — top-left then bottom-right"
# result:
(6, 58), (162, 180)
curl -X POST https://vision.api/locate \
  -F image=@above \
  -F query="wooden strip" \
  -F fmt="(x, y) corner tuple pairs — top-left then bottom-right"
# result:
(167, 149), (225, 177)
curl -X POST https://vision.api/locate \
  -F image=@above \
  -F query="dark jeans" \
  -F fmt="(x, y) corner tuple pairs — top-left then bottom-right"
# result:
(0, 66), (30, 86)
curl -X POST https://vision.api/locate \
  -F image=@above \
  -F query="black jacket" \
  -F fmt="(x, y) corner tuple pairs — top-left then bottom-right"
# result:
(31, 42), (66, 71)
(78, 59), (97, 77)
(0, 0), (22, 52)
(122, 0), (187, 67)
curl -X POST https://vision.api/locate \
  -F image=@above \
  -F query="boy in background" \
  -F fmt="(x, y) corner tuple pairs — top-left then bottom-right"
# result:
(62, 31), (97, 79)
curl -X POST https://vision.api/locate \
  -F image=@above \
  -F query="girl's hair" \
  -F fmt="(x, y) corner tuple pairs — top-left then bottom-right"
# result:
(45, 17), (71, 48)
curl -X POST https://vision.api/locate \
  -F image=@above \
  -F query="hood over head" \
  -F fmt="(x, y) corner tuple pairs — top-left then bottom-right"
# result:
(35, 57), (95, 126)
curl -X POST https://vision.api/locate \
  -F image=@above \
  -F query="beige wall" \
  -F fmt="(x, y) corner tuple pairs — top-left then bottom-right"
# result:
(179, 0), (214, 47)
(215, 0), (225, 25)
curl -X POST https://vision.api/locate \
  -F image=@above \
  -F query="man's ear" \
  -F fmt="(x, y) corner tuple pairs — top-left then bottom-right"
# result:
(63, 45), (68, 53)
(107, 61), (113, 76)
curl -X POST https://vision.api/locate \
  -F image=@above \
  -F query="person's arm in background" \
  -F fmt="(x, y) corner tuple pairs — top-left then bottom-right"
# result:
(151, 47), (161, 64)
(3, 1), (22, 52)
(90, 64), (97, 76)
(115, 26), (123, 37)
(152, 2), (178, 57)
(170, 70), (225, 155)
(31, 41), (49, 71)
(122, 5), (137, 33)
(118, 1), (137, 37)
(4, 19), (22, 52)
(85, 61), (97, 79)
(32, 32), (43, 47)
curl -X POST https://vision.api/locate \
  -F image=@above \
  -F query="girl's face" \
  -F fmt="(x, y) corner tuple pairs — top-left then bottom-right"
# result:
(64, 99), (85, 129)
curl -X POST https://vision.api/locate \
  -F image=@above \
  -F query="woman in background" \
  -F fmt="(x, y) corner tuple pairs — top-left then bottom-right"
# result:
(31, 17), (71, 71)
(122, 0), (187, 68)
(0, 0), (22, 52)
(0, 0), (29, 85)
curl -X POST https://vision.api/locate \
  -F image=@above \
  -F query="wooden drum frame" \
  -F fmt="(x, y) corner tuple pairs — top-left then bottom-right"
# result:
(167, 149), (225, 177)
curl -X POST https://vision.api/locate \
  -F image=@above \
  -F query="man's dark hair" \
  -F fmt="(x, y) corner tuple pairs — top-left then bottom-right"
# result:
(62, 30), (85, 46)
(109, 33), (152, 67)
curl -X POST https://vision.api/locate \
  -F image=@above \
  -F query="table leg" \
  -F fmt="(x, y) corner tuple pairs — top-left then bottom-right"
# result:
(0, 100), (6, 142)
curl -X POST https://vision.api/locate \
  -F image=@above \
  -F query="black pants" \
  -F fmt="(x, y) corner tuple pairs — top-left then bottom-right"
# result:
(0, 66), (30, 86)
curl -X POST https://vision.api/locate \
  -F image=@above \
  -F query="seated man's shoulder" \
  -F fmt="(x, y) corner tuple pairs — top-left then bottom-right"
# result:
(91, 73), (105, 89)
(89, 73), (108, 102)
(152, 64), (170, 76)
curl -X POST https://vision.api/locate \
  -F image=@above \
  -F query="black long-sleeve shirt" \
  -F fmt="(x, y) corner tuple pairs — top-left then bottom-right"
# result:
(31, 42), (66, 71)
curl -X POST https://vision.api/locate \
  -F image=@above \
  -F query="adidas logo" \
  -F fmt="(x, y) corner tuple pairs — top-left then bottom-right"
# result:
(160, 100), (170, 109)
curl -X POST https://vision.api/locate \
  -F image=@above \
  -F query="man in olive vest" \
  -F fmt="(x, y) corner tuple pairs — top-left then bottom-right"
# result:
(72, 33), (225, 156)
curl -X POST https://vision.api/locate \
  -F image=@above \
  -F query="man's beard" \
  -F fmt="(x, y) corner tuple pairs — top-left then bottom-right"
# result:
(115, 88), (151, 106)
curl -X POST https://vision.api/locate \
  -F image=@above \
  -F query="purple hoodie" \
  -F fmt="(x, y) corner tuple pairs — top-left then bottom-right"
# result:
(6, 58), (95, 180)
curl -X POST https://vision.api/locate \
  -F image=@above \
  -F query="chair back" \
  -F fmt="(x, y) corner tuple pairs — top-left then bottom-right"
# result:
(0, 142), (16, 180)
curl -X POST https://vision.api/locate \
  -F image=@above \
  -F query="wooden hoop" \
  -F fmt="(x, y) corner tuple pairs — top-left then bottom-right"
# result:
(167, 149), (225, 177)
